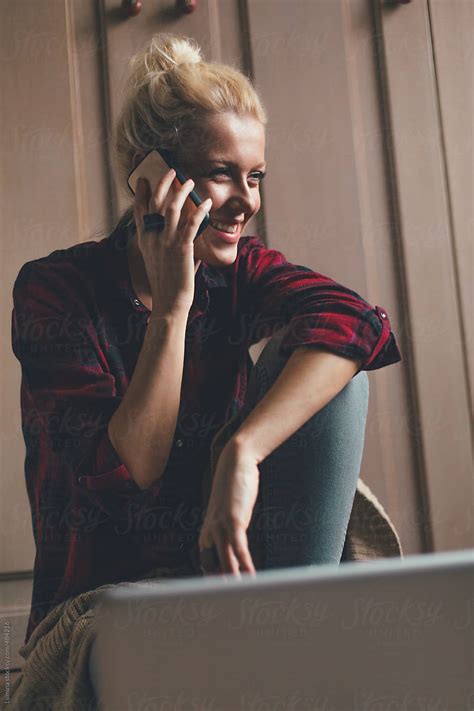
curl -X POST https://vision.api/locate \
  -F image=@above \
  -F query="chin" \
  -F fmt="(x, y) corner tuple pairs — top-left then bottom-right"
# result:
(195, 235), (239, 267)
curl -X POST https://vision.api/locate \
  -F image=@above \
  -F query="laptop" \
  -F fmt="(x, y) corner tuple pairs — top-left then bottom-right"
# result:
(89, 549), (473, 710)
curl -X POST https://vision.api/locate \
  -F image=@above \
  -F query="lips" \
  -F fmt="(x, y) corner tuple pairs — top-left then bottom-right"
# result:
(209, 223), (240, 243)
(209, 218), (243, 234)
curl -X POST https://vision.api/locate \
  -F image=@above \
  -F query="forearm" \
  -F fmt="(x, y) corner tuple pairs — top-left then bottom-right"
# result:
(231, 346), (362, 464)
(108, 310), (188, 490)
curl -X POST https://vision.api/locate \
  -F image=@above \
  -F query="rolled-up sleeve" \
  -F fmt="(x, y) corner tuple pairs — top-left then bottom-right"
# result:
(11, 261), (162, 523)
(232, 236), (402, 373)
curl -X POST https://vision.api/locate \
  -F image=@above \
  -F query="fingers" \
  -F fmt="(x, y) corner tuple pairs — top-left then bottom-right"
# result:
(133, 170), (212, 244)
(218, 541), (241, 579)
(183, 197), (213, 244)
(163, 178), (197, 235)
(150, 168), (178, 213)
(206, 528), (256, 578)
(232, 528), (257, 576)
(133, 169), (176, 225)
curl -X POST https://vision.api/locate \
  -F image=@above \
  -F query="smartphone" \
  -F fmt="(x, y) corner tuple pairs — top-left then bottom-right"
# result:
(127, 148), (210, 238)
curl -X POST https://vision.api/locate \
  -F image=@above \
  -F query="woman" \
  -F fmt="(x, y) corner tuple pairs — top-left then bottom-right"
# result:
(12, 33), (402, 646)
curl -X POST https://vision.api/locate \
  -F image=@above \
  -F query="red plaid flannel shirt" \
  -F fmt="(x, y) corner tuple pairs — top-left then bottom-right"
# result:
(11, 222), (402, 643)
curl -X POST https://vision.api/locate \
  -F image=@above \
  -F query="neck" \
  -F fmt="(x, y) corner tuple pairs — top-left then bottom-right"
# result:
(127, 233), (202, 301)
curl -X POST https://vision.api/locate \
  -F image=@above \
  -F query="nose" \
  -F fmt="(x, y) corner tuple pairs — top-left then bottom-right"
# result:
(229, 178), (258, 215)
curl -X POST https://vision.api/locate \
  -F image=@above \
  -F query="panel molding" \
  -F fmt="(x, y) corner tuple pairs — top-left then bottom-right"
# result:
(428, 0), (473, 419)
(341, 0), (423, 548)
(208, 0), (223, 62)
(367, 0), (432, 553)
(238, 0), (268, 242)
(65, 0), (90, 242)
(374, 0), (472, 550)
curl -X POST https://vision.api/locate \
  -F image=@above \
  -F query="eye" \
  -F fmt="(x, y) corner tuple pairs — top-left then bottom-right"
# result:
(210, 168), (267, 182)
(209, 168), (230, 178)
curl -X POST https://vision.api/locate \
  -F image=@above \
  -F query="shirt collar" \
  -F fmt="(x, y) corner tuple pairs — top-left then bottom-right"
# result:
(199, 260), (229, 289)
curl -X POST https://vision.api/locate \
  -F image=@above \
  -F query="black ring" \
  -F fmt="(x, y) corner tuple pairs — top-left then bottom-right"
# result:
(199, 545), (220, 573)
(143, 213), (165, 233)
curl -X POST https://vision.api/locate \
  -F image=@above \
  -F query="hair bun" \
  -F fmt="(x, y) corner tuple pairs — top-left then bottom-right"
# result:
(172, 40), (202, 68)
(126, 33), (202, 93)
(148, 33), (201, 73)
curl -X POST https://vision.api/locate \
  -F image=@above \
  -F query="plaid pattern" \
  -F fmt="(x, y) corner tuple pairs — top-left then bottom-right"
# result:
(11, 222), (402, 644)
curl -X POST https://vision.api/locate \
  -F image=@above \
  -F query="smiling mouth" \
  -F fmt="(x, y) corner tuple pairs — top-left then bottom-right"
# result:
(208, 225), (240, 243)
(208, 219), (243, 234)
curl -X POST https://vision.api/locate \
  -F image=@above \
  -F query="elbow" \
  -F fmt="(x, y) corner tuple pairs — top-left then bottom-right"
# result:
(107, 420), (167, 491)
(124, 454), (168, 492)
(133, 468), (165, 492)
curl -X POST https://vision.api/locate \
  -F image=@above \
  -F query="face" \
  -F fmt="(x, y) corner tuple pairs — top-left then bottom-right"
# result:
(179, 112), (266, 268)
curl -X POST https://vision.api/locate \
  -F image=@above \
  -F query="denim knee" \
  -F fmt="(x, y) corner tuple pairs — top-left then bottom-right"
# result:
(325, 367), (369, 420)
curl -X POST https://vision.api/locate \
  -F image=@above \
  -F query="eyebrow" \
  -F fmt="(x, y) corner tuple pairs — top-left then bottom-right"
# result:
(207, 159), (267, 170)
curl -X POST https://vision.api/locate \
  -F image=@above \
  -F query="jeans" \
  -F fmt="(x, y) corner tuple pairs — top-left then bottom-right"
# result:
(206, 325), (370, 571)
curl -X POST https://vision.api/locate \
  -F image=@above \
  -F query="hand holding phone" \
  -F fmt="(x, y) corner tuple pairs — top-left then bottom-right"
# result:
(131, 159), (212, 317)
(128, 149), (210, 238)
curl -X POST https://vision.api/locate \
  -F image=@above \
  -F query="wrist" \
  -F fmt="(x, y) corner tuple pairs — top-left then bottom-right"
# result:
(149, 307), (190, 324)
(225, 434), (262, 466)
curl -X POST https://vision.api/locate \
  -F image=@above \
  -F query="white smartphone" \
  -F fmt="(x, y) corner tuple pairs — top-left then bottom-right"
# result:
(127, 148), (210, 238)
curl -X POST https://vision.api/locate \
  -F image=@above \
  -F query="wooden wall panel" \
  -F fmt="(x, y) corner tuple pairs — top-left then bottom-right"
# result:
(1, 1), (81, 574)
(429, 0), (473, 417)
(69, 0), (115, 245)
(374, 0), (472, 551)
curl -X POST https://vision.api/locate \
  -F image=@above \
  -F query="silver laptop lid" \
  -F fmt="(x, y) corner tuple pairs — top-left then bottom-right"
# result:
(91, 549), (473, 710)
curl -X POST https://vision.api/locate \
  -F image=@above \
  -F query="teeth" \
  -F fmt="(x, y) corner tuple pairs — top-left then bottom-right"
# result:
(210, 220), (240, 234)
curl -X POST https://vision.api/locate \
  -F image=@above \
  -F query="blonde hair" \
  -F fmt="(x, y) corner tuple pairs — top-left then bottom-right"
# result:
(111, 33), (267, 234)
